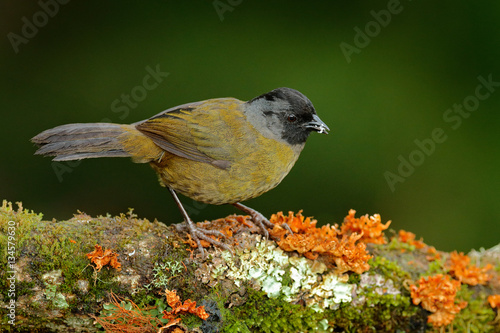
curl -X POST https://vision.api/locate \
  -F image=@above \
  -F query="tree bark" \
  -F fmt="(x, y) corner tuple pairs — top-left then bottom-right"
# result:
(0, 201), (498, 332)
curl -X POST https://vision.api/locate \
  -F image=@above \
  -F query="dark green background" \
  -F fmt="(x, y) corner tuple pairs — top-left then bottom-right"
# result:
(1, 1), (499, 252)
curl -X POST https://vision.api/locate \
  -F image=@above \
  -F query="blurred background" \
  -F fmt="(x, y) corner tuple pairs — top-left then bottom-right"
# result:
(1, 1), (499, 252)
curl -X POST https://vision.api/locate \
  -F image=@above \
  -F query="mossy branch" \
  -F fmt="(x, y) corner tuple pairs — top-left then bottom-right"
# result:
(0, 200), (498, 332)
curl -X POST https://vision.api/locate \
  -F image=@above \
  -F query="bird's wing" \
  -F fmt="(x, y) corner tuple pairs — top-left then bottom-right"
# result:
(135, 99), (245, 169)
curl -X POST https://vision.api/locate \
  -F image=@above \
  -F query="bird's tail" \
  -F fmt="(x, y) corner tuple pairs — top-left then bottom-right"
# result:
(31, 123), (159, 162)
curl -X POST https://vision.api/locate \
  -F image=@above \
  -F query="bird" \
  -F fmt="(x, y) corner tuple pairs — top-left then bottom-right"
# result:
(31, 87), (329, 257)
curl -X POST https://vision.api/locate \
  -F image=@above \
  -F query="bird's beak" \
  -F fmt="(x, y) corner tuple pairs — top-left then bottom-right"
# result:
(305, 114), (330, 134)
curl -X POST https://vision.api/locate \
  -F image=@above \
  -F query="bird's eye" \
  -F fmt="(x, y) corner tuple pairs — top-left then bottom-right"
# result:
(287, 114), (297, 122)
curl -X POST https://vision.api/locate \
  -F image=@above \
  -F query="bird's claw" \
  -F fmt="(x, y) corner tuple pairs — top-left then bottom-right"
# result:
(184, 222), (234, 259)
(232, 202), (293, 239)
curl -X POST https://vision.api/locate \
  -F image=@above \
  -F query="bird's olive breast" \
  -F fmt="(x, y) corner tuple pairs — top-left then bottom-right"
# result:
(151, 109), (303, 204)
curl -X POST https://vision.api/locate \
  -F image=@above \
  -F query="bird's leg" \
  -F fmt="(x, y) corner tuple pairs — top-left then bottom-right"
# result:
(232, 202), (293, 238)
(168, 187), (233, 257)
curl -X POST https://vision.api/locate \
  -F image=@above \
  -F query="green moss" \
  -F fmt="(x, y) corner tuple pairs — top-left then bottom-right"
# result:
(225, 288), (326, 333)
(281, 266), (293, 288)
(130, 244), (202, 311)
(4, 201), (497, 332)
(386, 236), (417, 252)
(369, 255), (410, 285)
(424, 258), (446, 275)
(33, 236), (87, 279)
(451, 285), (497, 333)
(31, 230), (124, 313)
(179, 312), (204, 329)
(0, 201), (45, 299)
(0, 200), (44, 253)
(347, 273), (361, 285)
(323, 256), (424, 332)
(0, 201), (147, 317)
(328, 292), (421, 332)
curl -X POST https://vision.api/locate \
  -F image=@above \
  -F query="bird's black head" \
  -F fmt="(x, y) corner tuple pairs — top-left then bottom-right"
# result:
(246, 87), (329, 146)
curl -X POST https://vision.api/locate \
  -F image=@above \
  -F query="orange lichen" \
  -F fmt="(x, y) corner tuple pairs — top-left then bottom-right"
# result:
(161, 289), (209, 326)
(341, 209), (391, 244)
(425, 246), (441, 261)
(86, 244), (122, 271)
(92, 292), (163, 333)
(93, 290), (209, 333)
(184, 233), (212, 249)
(410, 274), (467, 327)
(328, 233), (372, 274)
(398, 230), (425, 249)
(269, 211), (371, 275)
(184, 215), (250, 249)
(447, 251), (493, 285)
(270, 210), (319, 234)
(488, 294), (500, 308)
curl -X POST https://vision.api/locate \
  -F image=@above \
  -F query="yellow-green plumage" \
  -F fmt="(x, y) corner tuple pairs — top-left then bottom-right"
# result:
(31, 87), (329, 255)
(122, 99), (302, 204)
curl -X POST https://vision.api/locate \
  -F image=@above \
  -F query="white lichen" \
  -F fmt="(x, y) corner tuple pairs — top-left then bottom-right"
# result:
(202, 236), (354, 311)
(352, 272), (401, 306)
(308, 272), (353, 311)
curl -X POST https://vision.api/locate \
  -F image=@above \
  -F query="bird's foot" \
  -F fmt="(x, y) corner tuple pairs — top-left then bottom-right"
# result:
(176, 222), (234, 258)
(169, 187), (234, 258)
(232, 202), (293, 239)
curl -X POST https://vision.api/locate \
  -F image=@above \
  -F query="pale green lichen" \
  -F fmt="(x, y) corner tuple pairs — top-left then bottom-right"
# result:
(143, 260), (183, 291)
(283, 256), (326, 299)
(317, 318), (331, 332)
(307, 272), (353, 311)
(202, 237), (354, 312)
(44, 284), (69, 309)
(42, 270), (70, 309)
(352, 272), (401, 307)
